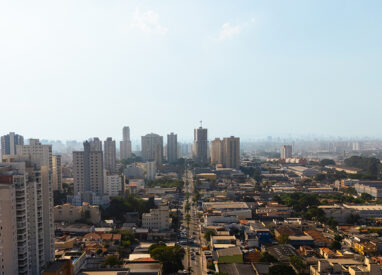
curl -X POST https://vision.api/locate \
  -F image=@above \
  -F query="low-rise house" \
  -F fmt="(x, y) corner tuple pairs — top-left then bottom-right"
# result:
(288, 235), (314, 247)
(305, 230), (333, 247)
(310, 258), (381, 275)
(265, 244), (297, 262)
(211, 235), (237, 250)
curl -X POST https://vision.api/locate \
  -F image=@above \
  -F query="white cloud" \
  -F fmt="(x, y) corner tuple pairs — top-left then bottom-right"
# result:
(218, 23), (242, 40)
(130, 9), (168, 35)
(217, 18), (255, 41)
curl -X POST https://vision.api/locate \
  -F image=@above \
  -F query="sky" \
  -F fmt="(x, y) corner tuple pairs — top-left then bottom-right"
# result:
(0, 0), (381, 142)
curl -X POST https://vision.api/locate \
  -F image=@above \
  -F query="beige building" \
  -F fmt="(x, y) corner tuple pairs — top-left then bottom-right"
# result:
(142, 205), (170, 231)
(0, 172), (23, 275)
(0, 161), (50, 274)
(73, 140), (104, 197)
(104, 137), (116, 173)
(54, 203), (101, 224)
(222, 136), (240, 169)
(16, 139), (55, 267)
(281, 145), (293, 159)
(210, 138), (223, 164)
(311, 258), (381, 275)
(141, 133), (163, 166)
(52, 154), (62, 191)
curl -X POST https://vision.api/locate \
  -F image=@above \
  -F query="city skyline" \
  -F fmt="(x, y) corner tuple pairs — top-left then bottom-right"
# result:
(1, 0), (381, 140)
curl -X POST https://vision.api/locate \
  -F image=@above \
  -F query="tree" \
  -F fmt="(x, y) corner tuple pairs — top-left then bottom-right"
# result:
(320, 159), (336, 166)
(170, 212), (180, 230)
(104, 255), (122, 267)
(149, 244), (185, 274)
(204, 230), (215, 242)
(268, 264), (296, 275)
(360, 193), (373, 202)
(259, 252), (278, 263)
(346, 213), (361, 224)
(277, 234), (289, 244)
(289, 255), (306, 272)
(331, 240), (341, 251)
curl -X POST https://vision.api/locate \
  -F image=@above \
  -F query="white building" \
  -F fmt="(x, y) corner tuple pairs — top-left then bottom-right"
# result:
(142, 205), (170, 231)
(104, 171), (122, 196)
(145, 161), (156, 180)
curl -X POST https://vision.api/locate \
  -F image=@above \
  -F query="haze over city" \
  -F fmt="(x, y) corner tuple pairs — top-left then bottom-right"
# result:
(2, 1), (382, 275)
(1, 0), (381, 140)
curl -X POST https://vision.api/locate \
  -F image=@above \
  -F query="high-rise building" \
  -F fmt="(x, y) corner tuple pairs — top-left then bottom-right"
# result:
(145, 161), (156, 180)
(210, 138), (223, 164)
(167, 133), (178, 163)
(281, 145), (293, 159)
(15, 139), (55, 271)
(89, 137), (102, 151)
(52, 155), (62, 191)
(141, 133), (163, 165)
(222, 136), (240, 169)
(120, 126), (132, 160)
(193, 127), (208, 164)
(104, 137), (116, 172)
(73, 140), (104, 199)
(1, 132), (24, 157)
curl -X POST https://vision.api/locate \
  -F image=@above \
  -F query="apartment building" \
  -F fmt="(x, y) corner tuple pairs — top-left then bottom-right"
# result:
(142, 205), (170, 231)
(52, 155), (62, 191)
(103, 171), (122, 196)
(104, 137), (116, 173)
(0, 161), (49, 275)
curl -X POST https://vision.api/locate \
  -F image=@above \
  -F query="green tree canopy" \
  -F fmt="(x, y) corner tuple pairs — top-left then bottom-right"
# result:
(149, 243), (185, 274)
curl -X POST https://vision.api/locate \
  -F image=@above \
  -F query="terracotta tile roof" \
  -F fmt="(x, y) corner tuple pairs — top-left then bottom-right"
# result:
(113, 234), (121, 240)
(102, 234), (113, 240)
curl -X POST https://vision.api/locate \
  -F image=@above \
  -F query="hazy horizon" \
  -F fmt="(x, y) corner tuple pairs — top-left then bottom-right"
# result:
(1, 0), (381, 140)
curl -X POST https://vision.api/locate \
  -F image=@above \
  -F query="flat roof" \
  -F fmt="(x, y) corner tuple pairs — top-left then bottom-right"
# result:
(343, 204), (382, 211)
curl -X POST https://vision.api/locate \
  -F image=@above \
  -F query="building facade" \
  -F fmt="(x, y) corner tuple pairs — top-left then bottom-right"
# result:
(1, 132), (24, 157)
(141, 133), (163, 166)
(222, 136), (240, 169)
(73, 140), (104, 202)
(142, 205), (170, 231)
(193, 127), (208, 164)
(104, 137), (116, 173)
(0, 160), (52, 274)
(281, 145), (293, 159)
(52, 155), (62, 191)
(210, 138), (223, 165)
(103, 171), (122, 196)
(120, 126), (132, 160)
(16, 139), (55, 267)
(167, 132), (178, 163)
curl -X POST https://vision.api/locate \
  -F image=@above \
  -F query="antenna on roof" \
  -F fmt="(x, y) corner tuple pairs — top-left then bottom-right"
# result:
(200, 120), (203, 128)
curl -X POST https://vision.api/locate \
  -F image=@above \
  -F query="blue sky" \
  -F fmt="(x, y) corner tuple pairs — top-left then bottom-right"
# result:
(0, 0), (381, 141)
